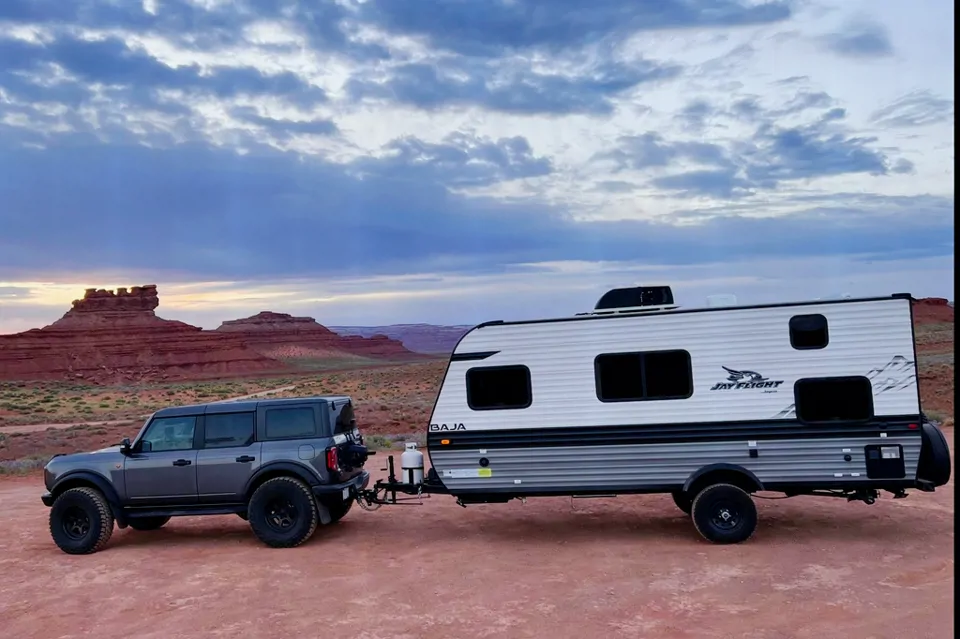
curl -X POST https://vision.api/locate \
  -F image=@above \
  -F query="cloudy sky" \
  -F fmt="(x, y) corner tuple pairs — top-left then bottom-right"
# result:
(0, 0), (954, 332)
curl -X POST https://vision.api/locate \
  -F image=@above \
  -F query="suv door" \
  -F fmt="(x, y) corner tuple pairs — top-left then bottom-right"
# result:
(124, 415), (200, 505)
(196, 410), (262, 503)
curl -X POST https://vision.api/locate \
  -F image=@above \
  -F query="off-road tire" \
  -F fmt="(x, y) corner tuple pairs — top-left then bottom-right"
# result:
(127, 516), (170, 531)
(247, 477), (319, 548)
(325, 497), (354, 523)
(671, 490), (693, 515)
(691, 483), (757, 544)
(49, 487), (115, 555)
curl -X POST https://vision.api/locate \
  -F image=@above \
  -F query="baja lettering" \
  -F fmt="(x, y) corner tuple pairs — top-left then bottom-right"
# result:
(429, 423), (466, 431)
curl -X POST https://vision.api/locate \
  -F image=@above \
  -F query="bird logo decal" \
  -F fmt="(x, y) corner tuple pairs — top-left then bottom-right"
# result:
(722, 366), (768, 383)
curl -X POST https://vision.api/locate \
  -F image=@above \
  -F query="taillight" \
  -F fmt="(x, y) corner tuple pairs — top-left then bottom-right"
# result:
(326, 447), (339, 472)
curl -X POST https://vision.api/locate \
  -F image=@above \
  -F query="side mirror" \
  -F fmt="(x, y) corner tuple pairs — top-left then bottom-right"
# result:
(140, 440), (152, 453)
(119, 438), (131, 455)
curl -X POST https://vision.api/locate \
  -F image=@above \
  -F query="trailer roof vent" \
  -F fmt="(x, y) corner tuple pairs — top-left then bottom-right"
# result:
(590, 286), (678, 315)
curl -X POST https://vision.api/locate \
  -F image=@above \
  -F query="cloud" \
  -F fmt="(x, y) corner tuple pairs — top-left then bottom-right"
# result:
(819, 18), (895, 59)
(870, 90), (955, 128)
(0, 136), (952, 285)
(346, 56), (682, 116)
(600, 95), (904, 198)
(357, 0), (793, 57)
(0, 34), (328, 110)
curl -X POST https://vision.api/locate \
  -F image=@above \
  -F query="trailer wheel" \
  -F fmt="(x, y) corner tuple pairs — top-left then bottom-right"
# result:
(671, 490), (693, 515)
(690, 483), (757, 544)
(247, 477), (319, 548)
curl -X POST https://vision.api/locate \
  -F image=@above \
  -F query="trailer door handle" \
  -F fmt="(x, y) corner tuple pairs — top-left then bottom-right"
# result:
(172, 459), (192, 466)
(235, 455), (256, 463)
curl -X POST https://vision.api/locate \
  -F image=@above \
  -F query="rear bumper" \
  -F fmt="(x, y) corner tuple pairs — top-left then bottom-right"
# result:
(312, 470), (370, 500)
(41, 492), (54, 507)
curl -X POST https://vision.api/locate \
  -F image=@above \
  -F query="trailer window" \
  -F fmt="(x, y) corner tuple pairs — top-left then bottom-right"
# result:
(789, 314), (829, 350)
(795, 376), (873, 422)
(466, 365), (531, 410)
(595, 350), (692, 402)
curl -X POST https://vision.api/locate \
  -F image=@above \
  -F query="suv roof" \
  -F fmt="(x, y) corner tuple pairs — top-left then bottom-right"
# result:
(152, 395), (353, 418)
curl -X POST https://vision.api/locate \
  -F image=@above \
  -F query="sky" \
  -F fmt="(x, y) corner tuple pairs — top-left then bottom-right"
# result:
(0, 0), (954, 333)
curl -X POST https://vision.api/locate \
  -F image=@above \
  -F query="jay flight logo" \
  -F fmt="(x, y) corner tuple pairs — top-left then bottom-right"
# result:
(710, 366), (784, 391)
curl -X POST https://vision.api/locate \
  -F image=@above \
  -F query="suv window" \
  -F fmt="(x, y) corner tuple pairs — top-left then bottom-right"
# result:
(204, 412), (255, 448)
(334, 403), (356, 435)
(141, 416), (197, 452)
(264, 407), (316, 439)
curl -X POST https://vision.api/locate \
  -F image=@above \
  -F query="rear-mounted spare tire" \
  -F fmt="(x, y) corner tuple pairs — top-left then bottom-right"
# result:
(917, 422), (951, 487)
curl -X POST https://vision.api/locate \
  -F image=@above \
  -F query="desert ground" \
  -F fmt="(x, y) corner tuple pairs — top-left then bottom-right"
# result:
(0, 309), (953, 638)
(0, 428), (953, 639)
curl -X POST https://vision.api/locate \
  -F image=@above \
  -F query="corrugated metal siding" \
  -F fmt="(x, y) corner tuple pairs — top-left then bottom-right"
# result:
(430, 436), (921, 492)
(432, 298), (918, 431)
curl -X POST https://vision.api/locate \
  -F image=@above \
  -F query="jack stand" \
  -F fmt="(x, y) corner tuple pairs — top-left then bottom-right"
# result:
(892, 488), (908, 499)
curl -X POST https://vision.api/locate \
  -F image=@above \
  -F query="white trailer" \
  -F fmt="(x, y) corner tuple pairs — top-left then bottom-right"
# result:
(360, 287), (951, 544)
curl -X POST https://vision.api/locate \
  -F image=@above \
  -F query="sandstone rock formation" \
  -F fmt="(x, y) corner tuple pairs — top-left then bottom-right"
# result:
(329, 323), (472, 354)
(0, 286), (289, 383)
(912, 297), (954, 325)
(216, 311), (419, 360)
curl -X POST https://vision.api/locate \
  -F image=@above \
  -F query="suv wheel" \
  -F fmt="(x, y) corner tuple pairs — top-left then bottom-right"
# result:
(49, 487), (115, 554)
(128, 516), (171, 531)
(247, 477), (319, 548)
(690, 483), (758, 544)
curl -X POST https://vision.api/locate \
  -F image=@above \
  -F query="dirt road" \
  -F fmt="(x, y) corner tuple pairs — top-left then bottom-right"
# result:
(0, 442), (953, 639)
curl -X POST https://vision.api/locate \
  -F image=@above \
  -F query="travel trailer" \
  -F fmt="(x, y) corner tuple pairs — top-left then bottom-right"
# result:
(361, 286), (951, 544)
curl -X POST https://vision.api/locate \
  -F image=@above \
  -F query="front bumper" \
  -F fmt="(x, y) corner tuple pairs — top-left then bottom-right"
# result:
(41, 492), (54, 507)
(312, 470), (370, 500)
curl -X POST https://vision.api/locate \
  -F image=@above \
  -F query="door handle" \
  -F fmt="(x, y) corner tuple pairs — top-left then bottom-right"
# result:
(235, 455), (256, 463)
(172, 459), (192, 466)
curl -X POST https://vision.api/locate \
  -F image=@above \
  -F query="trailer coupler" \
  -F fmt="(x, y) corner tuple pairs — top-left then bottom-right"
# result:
(354, 454), (448, 510)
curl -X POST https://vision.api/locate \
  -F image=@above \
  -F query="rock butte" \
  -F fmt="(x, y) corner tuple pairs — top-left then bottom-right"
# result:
(0, 286), (416, 383)
(215, 311), (419, 361)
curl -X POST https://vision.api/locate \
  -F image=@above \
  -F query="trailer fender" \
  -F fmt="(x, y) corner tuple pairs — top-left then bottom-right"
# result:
(917, 422), (951, 487)
(683, 464), (764, 495)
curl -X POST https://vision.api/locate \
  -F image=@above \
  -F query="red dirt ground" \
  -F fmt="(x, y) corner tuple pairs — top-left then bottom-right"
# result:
(0, 430), (953, 639)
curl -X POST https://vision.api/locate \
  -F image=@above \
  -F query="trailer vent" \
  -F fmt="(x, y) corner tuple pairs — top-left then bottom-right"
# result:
(592, 286), (677, 314)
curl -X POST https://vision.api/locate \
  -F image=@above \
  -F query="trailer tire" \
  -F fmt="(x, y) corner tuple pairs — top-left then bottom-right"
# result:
(671, 490), (693, 515)
(49, 487), (115, 554)
(247, 477), (319, 548)
(691, 483), (757, 544)
(127, 516), (170, 531)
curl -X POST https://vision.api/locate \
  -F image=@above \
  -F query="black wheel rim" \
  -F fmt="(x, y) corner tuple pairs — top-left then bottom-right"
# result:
(62, 506), (91, 540)
(710, 501), (741, 530)
(265, 498), (299, 531)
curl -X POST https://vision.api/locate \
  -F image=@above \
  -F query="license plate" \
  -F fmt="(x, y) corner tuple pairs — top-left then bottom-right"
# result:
(342, 487), (351, 500)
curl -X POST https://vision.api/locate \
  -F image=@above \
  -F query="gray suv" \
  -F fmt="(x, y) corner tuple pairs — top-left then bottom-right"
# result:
(41, 396), (371, 554)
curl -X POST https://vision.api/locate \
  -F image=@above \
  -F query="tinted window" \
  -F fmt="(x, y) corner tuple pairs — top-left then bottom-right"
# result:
(790, 314), (829, 350)
(466, 365), (531, 410)
(265, 407), (316, 439)
(595, 350), (692, 402)
(795, 376), (873, 422)
(334, 403), (356, 434)
(141, 416), (196, 452)
(204, 412), (255, 448)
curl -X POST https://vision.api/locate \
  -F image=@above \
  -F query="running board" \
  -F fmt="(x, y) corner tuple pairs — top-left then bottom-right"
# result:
(571, 494), (618, 499)
(125, 505), (245, 518)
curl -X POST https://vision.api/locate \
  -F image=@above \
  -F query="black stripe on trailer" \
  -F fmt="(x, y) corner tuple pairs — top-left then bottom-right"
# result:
(427, 417), (923, 450)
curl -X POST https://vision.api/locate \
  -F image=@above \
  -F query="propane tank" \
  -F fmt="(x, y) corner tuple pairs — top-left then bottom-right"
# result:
(400, 442), (424, 485)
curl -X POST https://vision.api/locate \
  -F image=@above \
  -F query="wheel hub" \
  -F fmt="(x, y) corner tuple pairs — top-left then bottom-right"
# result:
(266, 499), (298, 531)
(711, 503), (740, 530)
(62, 506), (91, 540)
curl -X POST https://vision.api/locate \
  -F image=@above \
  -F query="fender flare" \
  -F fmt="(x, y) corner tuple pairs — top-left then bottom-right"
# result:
(51, 470), (127, 525)
(683, 463), (765, 494)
